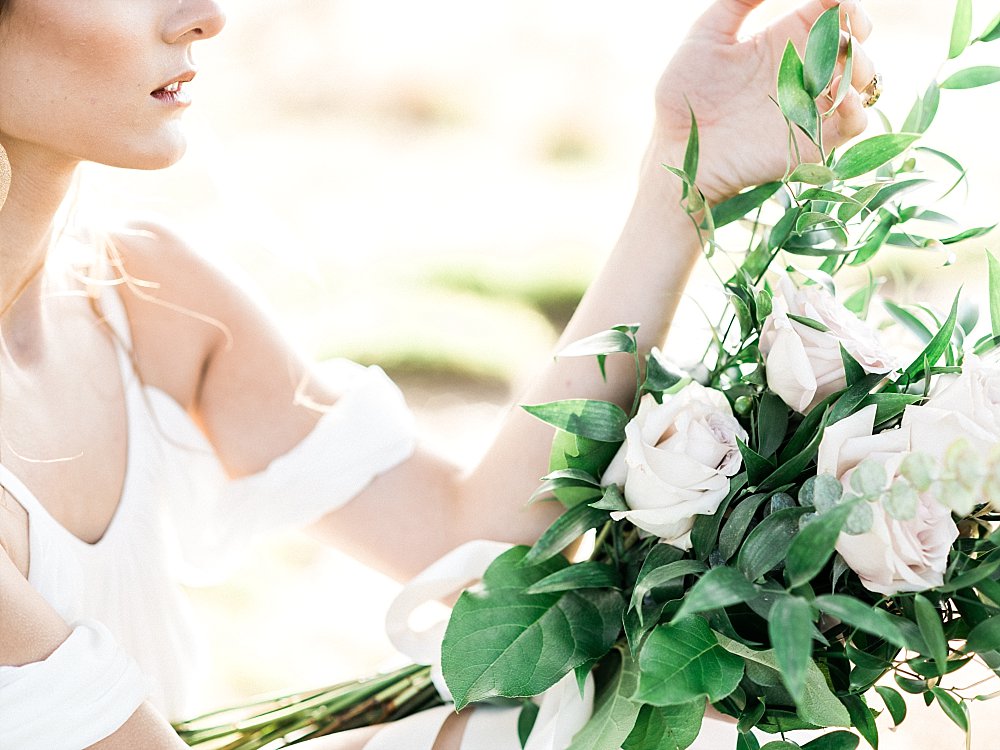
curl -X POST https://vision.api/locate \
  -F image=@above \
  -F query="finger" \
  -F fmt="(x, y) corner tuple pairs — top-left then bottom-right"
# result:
(847, 42), (877, 96)
(694, 0), (769, 40)
(823, 86), (868, 146)
(838, 0), (874, 44)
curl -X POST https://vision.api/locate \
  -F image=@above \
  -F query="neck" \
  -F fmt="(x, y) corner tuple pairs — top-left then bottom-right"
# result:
(0, 140), (79, 326)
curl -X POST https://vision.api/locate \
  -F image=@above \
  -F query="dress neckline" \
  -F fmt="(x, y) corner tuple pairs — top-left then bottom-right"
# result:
(0, 284), (137, 553)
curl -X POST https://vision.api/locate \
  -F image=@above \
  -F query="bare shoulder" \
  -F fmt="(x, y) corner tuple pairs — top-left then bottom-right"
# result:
(105, 220), (250, 411)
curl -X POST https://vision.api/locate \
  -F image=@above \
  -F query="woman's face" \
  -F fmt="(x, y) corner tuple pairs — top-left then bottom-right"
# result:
(0, 0), (225, 171)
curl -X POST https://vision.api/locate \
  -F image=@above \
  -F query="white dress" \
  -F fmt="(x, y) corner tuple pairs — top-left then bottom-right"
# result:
(0, 284), (417, 734)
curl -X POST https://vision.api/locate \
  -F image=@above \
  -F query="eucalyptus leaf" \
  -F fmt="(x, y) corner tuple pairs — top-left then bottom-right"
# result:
(715, 633), (851, 727)
(712, 182), (783, 228)
(940, 66), (1000, 89)
(558, 329), (636, 359)
(914, 593), (948, 676)
(442, 546), (623, 710)
(813, 594), (911, 650)
(630, 559), (708, 614)
(522, 502), (610, 567)
(785, 501), (854, 587)
(671, 566), (760, 622)
(804, 6), (842, 96)
(737, 507), (812, 581)
(777, 41), (820, 144)
(526, 561), (620, 595)
(769, 596), (815, 704)
(790, 164), (836, 186)
(523, 399), (629, 443)
(949, 0), (973, 59)
(833, 134), (921, 181)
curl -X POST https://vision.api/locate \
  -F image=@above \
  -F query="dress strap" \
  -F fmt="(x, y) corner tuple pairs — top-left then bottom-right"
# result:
(0, 463), (48, 520)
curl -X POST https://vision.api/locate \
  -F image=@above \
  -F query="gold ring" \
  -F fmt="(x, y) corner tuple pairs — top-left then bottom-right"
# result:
(862, 73), (882, 108)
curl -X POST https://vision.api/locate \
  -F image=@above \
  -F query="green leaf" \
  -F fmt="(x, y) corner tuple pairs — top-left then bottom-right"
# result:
(526, 561), (620, 595)
(442, 547), (623, 709)
(630, 559), (707, 613)
(769, 596), (815, 703)
(901, 290), (961, 382)
(931, 688), (969, 733)
(715, 633), (851, 727)
(804, 6), (842, 97)
(566, 652), (642, 750)
(712, 182), (783, 228)
(737, 734), (762, 750)
(737, 507), (813, 581)
(840, 344), (865, 386)
(634, 617), (744, 706)
(548, 432), (620, 507)
(978, 10), (1000, 42)
(841, 695), (879, 749)
(939, 224), (997, 244)
(812, 595), (911, 650)
(590, 484), (629, 512)
(522, 503), (610, 567)
(739, 439), (776, 486)
(691, 476), (747, 560)
(683, 105), (699, 184)
(769, 206), (803, 252)
(523, 399), (629, 443)
(558, 329), (636, 359)
(914, 594), (948, 676)
(949, 0), (973, 58)
(833, 134), (921, 181)
(761, 744), (799, 750)
(530, 469), (601, 504)
(884, 299), (933, 344)
(671, 567), (760, 622)
(719, 493), (770, 561)
(802, 733), (861, 750)
(790, 164), (836, 186)
(785, 501), (854, 587)
(988, 252), (1000, 340)
(777, 41), (820, 145)
(965, 615), (1000, 652)
(643, 353), (685, 394)
(874, 686), (907, 727)
(940, 65), (1000, 89)
(757, 393), (789, 459)
(622, 702), (706, 750)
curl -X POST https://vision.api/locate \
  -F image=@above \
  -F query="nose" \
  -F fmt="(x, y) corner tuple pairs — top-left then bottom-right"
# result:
(163, 0), (227, 44)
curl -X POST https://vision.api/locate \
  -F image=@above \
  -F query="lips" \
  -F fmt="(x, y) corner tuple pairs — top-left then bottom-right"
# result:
(151, 70), (196, 99)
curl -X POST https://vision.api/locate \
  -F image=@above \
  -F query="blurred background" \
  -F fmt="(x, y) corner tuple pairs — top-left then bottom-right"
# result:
(81, 0), (1000, 746)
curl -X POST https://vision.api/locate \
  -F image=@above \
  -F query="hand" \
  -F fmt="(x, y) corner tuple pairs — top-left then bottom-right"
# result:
(650, 0), (876, 205)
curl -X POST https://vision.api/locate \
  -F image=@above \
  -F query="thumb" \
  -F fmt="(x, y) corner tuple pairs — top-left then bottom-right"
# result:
(693, 0), (770, 39)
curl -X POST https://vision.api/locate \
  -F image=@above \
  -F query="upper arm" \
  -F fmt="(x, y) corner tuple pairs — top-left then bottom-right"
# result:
(0, 550), (185, 749)
(110, 221), (336, 478)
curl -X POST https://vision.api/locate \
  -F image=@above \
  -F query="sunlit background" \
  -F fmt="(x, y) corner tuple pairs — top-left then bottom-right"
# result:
(81, 1), (1000, 746)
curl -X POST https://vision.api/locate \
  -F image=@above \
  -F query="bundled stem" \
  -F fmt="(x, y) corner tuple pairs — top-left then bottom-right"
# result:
(174, 664), (442, 749)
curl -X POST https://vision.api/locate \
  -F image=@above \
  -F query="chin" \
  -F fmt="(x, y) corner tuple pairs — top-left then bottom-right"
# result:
(102, 137), (188, 171)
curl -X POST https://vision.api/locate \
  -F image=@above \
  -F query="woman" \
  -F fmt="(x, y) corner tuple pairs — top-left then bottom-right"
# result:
(0, 0), (877, 748)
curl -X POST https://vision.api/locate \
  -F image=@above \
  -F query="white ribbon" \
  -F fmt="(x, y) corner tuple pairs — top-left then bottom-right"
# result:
(368, 540), (595, 750)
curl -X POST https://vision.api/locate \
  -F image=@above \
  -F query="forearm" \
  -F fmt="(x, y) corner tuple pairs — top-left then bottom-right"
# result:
(454, 137), (702, 545)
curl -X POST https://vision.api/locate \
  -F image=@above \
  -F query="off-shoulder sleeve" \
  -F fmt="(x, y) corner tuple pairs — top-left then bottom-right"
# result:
(160, 361), (417, 583)
(0, 619), (148, 749)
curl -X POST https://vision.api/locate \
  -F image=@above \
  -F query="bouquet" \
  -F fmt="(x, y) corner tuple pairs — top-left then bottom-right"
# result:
(178, 3), (1000, 748)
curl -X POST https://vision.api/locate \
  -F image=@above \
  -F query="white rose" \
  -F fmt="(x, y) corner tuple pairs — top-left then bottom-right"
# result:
(602, 383), (747, 549)
(759, 277), (895, 414)
(817, 405), (958, 595)
(918, 354), (1000, 442)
